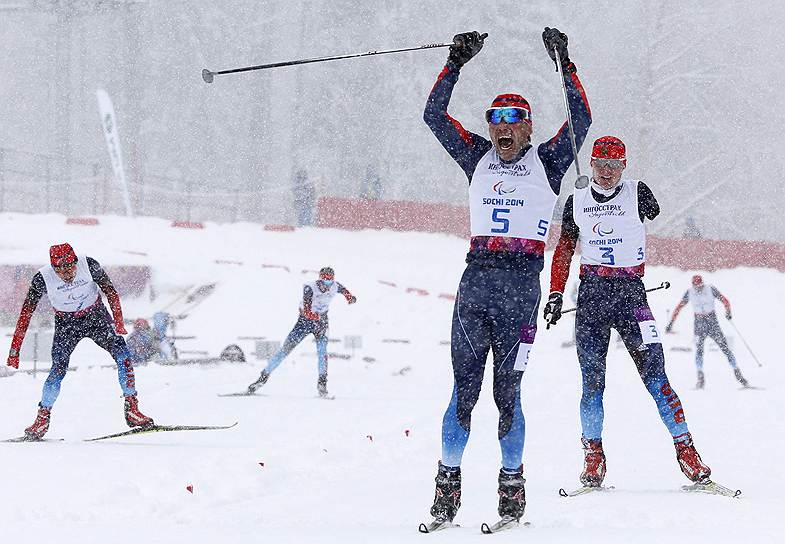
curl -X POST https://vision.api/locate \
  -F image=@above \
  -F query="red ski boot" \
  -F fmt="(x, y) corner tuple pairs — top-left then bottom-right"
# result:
(580, 438), (607, 487)
(124, 395), (154, 428)
(25, 406), (51, 440)
(675, 434), (711, 482)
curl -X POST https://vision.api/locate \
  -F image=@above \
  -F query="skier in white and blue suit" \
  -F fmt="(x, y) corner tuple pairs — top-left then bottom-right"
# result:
(247, 267), (356, 398)
(544, 136), (713, 490)
(422, 28), (590, 524)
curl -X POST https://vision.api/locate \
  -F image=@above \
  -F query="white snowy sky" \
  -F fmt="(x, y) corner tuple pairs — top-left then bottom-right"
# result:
(1, 0), (783, 240)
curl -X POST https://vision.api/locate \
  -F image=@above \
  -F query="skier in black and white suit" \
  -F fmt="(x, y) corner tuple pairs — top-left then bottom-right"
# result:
(665, 275), (748, 388)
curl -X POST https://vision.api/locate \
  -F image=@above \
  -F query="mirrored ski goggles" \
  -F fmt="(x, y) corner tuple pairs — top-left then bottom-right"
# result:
(592, 158), (625, 169)
(485, 107), (531, 125)
(319, 279), (334, 287)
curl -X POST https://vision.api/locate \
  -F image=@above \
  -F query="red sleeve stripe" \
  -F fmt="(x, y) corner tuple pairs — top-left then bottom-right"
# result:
(550, 234), (577, 294)
(447, 114), (473, 146)
(570, 71), (592, 118)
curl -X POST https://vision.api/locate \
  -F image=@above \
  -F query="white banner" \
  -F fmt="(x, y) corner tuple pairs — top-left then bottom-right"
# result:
(96, 89), (133, 216)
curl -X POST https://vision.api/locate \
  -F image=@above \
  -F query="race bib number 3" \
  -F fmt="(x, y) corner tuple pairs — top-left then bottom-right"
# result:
(638, 320), (661, 344)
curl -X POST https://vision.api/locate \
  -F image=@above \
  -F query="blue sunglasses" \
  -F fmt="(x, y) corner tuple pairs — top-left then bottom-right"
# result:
(485, 107), (531, 125)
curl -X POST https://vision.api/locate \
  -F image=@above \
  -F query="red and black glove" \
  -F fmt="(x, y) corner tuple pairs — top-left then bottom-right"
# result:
(344, 293), (357, 304)
(304, 310), (321, 321)
(7, 349), (20, 369)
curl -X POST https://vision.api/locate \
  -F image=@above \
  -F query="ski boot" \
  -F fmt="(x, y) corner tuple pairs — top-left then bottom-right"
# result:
(25, 405), (52, 440)
(247, 370), (269, 394)
(429, 462), (461, 522)
(696, 370), (705, 389)
(675, 434), (711, 483)
(124, 395), (155, 428)
(497, 467), (526, 521)
(733, 368), (749, 387)
(317, 374), (329, 398)
(580, 437), (607, 487)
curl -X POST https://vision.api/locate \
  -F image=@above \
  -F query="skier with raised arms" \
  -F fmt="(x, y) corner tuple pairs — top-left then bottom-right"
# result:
(246, 267), (356, 398)
(420, 28), (591, 531)
(543, 137), (719, 493)
(6, 243), (154, 440)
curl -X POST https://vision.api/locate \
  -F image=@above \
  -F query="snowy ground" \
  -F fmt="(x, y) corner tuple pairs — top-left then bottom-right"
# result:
(0, 213), (782, 543)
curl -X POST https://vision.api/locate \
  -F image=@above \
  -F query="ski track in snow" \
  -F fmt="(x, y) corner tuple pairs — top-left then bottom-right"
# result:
(0, 214), (782, 543)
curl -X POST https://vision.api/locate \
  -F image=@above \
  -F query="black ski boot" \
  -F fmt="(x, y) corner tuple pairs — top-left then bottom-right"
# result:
(317, 374), (329, 398)
(430, 462), (461, 522)
(497, 467), (526, 521)
(733, 368), (749, 387)
(696, 370), (705, 389)
(247, 370), (269, 394)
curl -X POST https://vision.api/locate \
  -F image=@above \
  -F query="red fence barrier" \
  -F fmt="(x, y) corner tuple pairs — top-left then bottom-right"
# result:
(316, 197), (785, 272)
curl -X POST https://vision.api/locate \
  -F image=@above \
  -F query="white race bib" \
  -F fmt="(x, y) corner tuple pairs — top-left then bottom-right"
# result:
(638, 320), (662, 344)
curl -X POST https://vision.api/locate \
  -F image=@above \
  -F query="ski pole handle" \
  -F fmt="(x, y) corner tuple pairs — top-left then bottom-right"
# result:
(560, 281), (670, 315)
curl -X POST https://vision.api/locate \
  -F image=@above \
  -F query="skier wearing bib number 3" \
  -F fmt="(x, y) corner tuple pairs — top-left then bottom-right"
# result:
(543, 136), (713, 489)
(421, 28), (590, 527)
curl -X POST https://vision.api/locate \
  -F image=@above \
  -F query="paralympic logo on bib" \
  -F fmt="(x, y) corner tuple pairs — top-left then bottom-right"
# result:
(592, 222), (614, 237)
(492, 181), (517, 195)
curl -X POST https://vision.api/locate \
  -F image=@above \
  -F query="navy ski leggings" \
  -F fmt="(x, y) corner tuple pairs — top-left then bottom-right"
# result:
(575, 275), (690, 443)
(43, 304), (136, 408)
(694, 313), (736, 371)
(441, 263), (541, 470)
(265, 315), (329, 377)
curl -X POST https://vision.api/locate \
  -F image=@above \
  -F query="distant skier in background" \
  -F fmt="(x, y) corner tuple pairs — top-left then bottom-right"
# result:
(665, 275), (748, 388)
(246, 267), (356, 398)
(127, 318), (159, 364)
(6, 243), (154, 440)
(544, 136), (714, 490)
(421, 27), (590, 528)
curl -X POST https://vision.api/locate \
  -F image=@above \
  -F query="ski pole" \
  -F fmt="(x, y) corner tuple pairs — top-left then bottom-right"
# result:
(561, 281), (670, 315)
(202, 40), (455, 83)
(727, 319), (763, 367)
(553, 46), (589, 188)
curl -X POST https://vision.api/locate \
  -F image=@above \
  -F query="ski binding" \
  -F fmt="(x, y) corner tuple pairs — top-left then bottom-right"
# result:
(418, 519), (458, 533)
(681, 480), (741, 498)
(480, 516), (528, 534)
(559, 484), (614, 497)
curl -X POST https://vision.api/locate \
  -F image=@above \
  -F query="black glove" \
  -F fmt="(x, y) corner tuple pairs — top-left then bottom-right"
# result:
(542, 27), (570, 69)
(543, 292), (564, 329)
(448, 31), (487, 69)
(725, 310), (732, 320)
(665, 323), (673, 333)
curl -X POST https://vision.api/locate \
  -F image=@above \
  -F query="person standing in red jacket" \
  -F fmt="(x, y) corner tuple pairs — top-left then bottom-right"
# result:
(6, 243), (154, 440)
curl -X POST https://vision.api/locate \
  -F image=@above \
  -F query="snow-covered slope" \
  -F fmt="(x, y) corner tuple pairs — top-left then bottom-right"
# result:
(0, 213), (781, 543)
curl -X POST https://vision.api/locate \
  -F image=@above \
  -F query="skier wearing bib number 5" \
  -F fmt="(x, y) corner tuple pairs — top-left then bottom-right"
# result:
(543, 136), (713, 489)
(421, 28), (590, 527)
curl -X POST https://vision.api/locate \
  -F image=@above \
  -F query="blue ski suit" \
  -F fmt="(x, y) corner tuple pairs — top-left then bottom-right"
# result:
(424, 59), (591, 470)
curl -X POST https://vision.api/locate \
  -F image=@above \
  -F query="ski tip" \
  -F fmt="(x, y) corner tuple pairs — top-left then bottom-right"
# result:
(733, 489), (742, 498)
(480, 523), (492, 534)
(418, 523), (429, 533)
(558, 488), (568, 497)
(202, 69), (214, 83)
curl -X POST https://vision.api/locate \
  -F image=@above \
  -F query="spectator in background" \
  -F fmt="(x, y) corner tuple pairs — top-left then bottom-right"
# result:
(360, 164), (383, 200)
(292, 168), (315, 226)
(683, 216), (702, 239)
